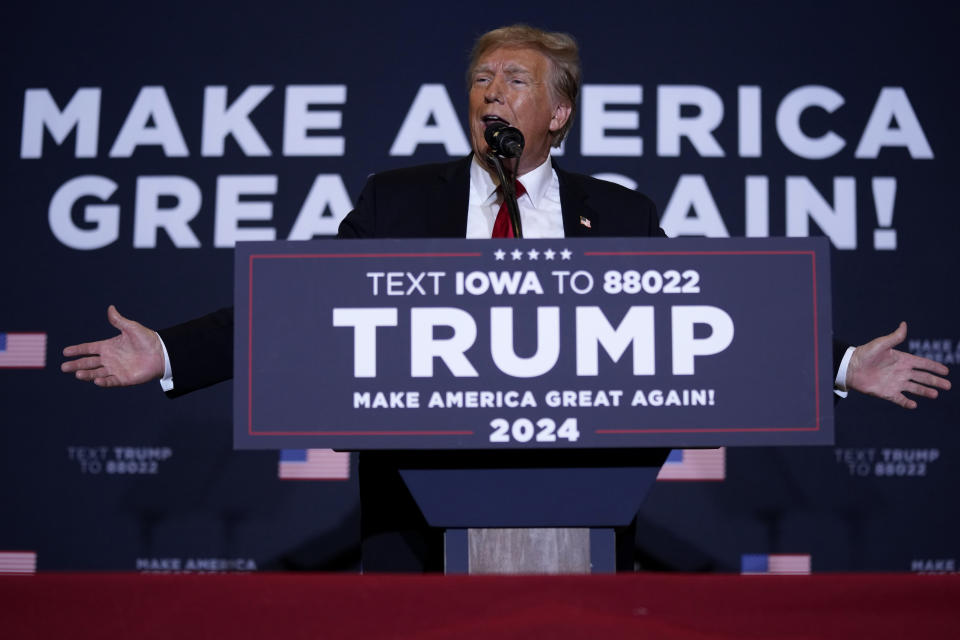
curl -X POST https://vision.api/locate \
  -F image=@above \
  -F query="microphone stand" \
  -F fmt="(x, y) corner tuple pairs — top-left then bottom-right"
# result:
(487, 153), (523, 238)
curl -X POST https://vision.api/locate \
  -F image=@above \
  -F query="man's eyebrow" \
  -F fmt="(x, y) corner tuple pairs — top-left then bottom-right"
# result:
(502, 64), (532, 75)
(472, 63), (534, 77)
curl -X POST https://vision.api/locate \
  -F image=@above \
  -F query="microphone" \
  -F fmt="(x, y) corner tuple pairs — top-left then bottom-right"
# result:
(484, 122), (525, 158)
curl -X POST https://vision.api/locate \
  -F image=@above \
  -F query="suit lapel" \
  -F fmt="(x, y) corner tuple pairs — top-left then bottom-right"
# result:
(425, 155), (472, 237)
(555, 161), (598, 238)
(426, 156), (599, 238)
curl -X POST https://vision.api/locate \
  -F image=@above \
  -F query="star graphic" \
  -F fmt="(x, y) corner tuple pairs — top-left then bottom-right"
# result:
(543, 248), (556, 260)
(527, 248), (539, 260)
(494, 249), (506, 260)
(560, 249), (573, 260)
(511, 248), (523, 260)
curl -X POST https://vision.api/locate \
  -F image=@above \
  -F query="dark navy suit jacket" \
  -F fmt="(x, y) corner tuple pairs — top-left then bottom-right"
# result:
(158, 155), (666, 396)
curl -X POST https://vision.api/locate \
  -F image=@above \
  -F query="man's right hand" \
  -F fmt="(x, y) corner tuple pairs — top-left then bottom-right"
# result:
(61, 305), (165, 388)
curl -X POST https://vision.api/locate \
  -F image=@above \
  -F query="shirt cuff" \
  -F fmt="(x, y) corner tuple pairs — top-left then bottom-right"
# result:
(833, 346), (856, 398)
(157, 332), (174, 392)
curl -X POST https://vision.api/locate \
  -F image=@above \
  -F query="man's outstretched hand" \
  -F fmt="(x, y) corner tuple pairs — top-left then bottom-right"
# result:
(61, 305), (164, 388)
(847, 321), (951, 409)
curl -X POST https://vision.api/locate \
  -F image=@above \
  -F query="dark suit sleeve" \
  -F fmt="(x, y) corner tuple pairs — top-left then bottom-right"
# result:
(647, 198), (667, 238)
(337, 175), (376, 239)
(157, 307), (234, 398)
(653, 205), (667, 237)
(158, 174), (383, 397)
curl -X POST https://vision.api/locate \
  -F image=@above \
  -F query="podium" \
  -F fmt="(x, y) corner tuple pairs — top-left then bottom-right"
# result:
(233, 237), (835, 573)
(386, 447), (669, 573)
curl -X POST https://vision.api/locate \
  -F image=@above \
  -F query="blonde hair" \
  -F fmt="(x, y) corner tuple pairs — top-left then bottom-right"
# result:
(467, 25), (581, 147)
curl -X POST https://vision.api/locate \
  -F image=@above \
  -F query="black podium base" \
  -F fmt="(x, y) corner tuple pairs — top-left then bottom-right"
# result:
(358, 448), (669, 574)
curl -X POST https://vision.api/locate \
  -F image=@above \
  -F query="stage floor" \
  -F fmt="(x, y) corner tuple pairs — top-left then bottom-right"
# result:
(2, 572), (958, 639)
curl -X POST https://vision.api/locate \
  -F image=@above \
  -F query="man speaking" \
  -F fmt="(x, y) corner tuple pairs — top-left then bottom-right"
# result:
(61, 25), (950, 571)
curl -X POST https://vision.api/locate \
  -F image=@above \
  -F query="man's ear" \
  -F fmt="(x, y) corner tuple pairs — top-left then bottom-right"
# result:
(549, 101), (572, 133)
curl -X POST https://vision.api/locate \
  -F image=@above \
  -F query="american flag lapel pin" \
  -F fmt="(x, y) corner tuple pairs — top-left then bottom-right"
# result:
(579, 215), (592, 229)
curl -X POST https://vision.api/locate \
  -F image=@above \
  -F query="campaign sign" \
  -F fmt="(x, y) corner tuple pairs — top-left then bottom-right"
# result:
(234, 237), (834, 450)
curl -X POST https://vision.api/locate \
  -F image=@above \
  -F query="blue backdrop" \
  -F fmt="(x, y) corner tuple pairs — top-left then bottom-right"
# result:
(2, 0), (956, 573)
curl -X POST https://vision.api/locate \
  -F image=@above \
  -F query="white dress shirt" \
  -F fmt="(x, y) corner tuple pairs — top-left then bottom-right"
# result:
(466, 154), (564, 239)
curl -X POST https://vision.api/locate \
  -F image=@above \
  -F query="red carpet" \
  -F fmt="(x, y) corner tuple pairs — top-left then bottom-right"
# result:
(2, 573), (958, 639)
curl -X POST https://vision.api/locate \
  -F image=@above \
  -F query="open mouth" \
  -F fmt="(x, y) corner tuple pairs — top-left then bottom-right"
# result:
(482, 114), (511, 127)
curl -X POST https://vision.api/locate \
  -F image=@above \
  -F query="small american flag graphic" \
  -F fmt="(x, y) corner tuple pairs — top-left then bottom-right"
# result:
(579, 215), (592, 229)
(0, 332), (46, 368)
(741, 554), (811, 575)
(657, 448), (726, 481)
(279, 449), (350, 480)
(0, 551), (37, 575)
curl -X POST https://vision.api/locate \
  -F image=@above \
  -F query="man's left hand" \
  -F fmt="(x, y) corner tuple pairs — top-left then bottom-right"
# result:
(847, 321), (951, 409)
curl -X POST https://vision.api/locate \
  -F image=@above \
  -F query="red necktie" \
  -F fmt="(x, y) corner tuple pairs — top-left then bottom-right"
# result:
(491, 181), (526, 238)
